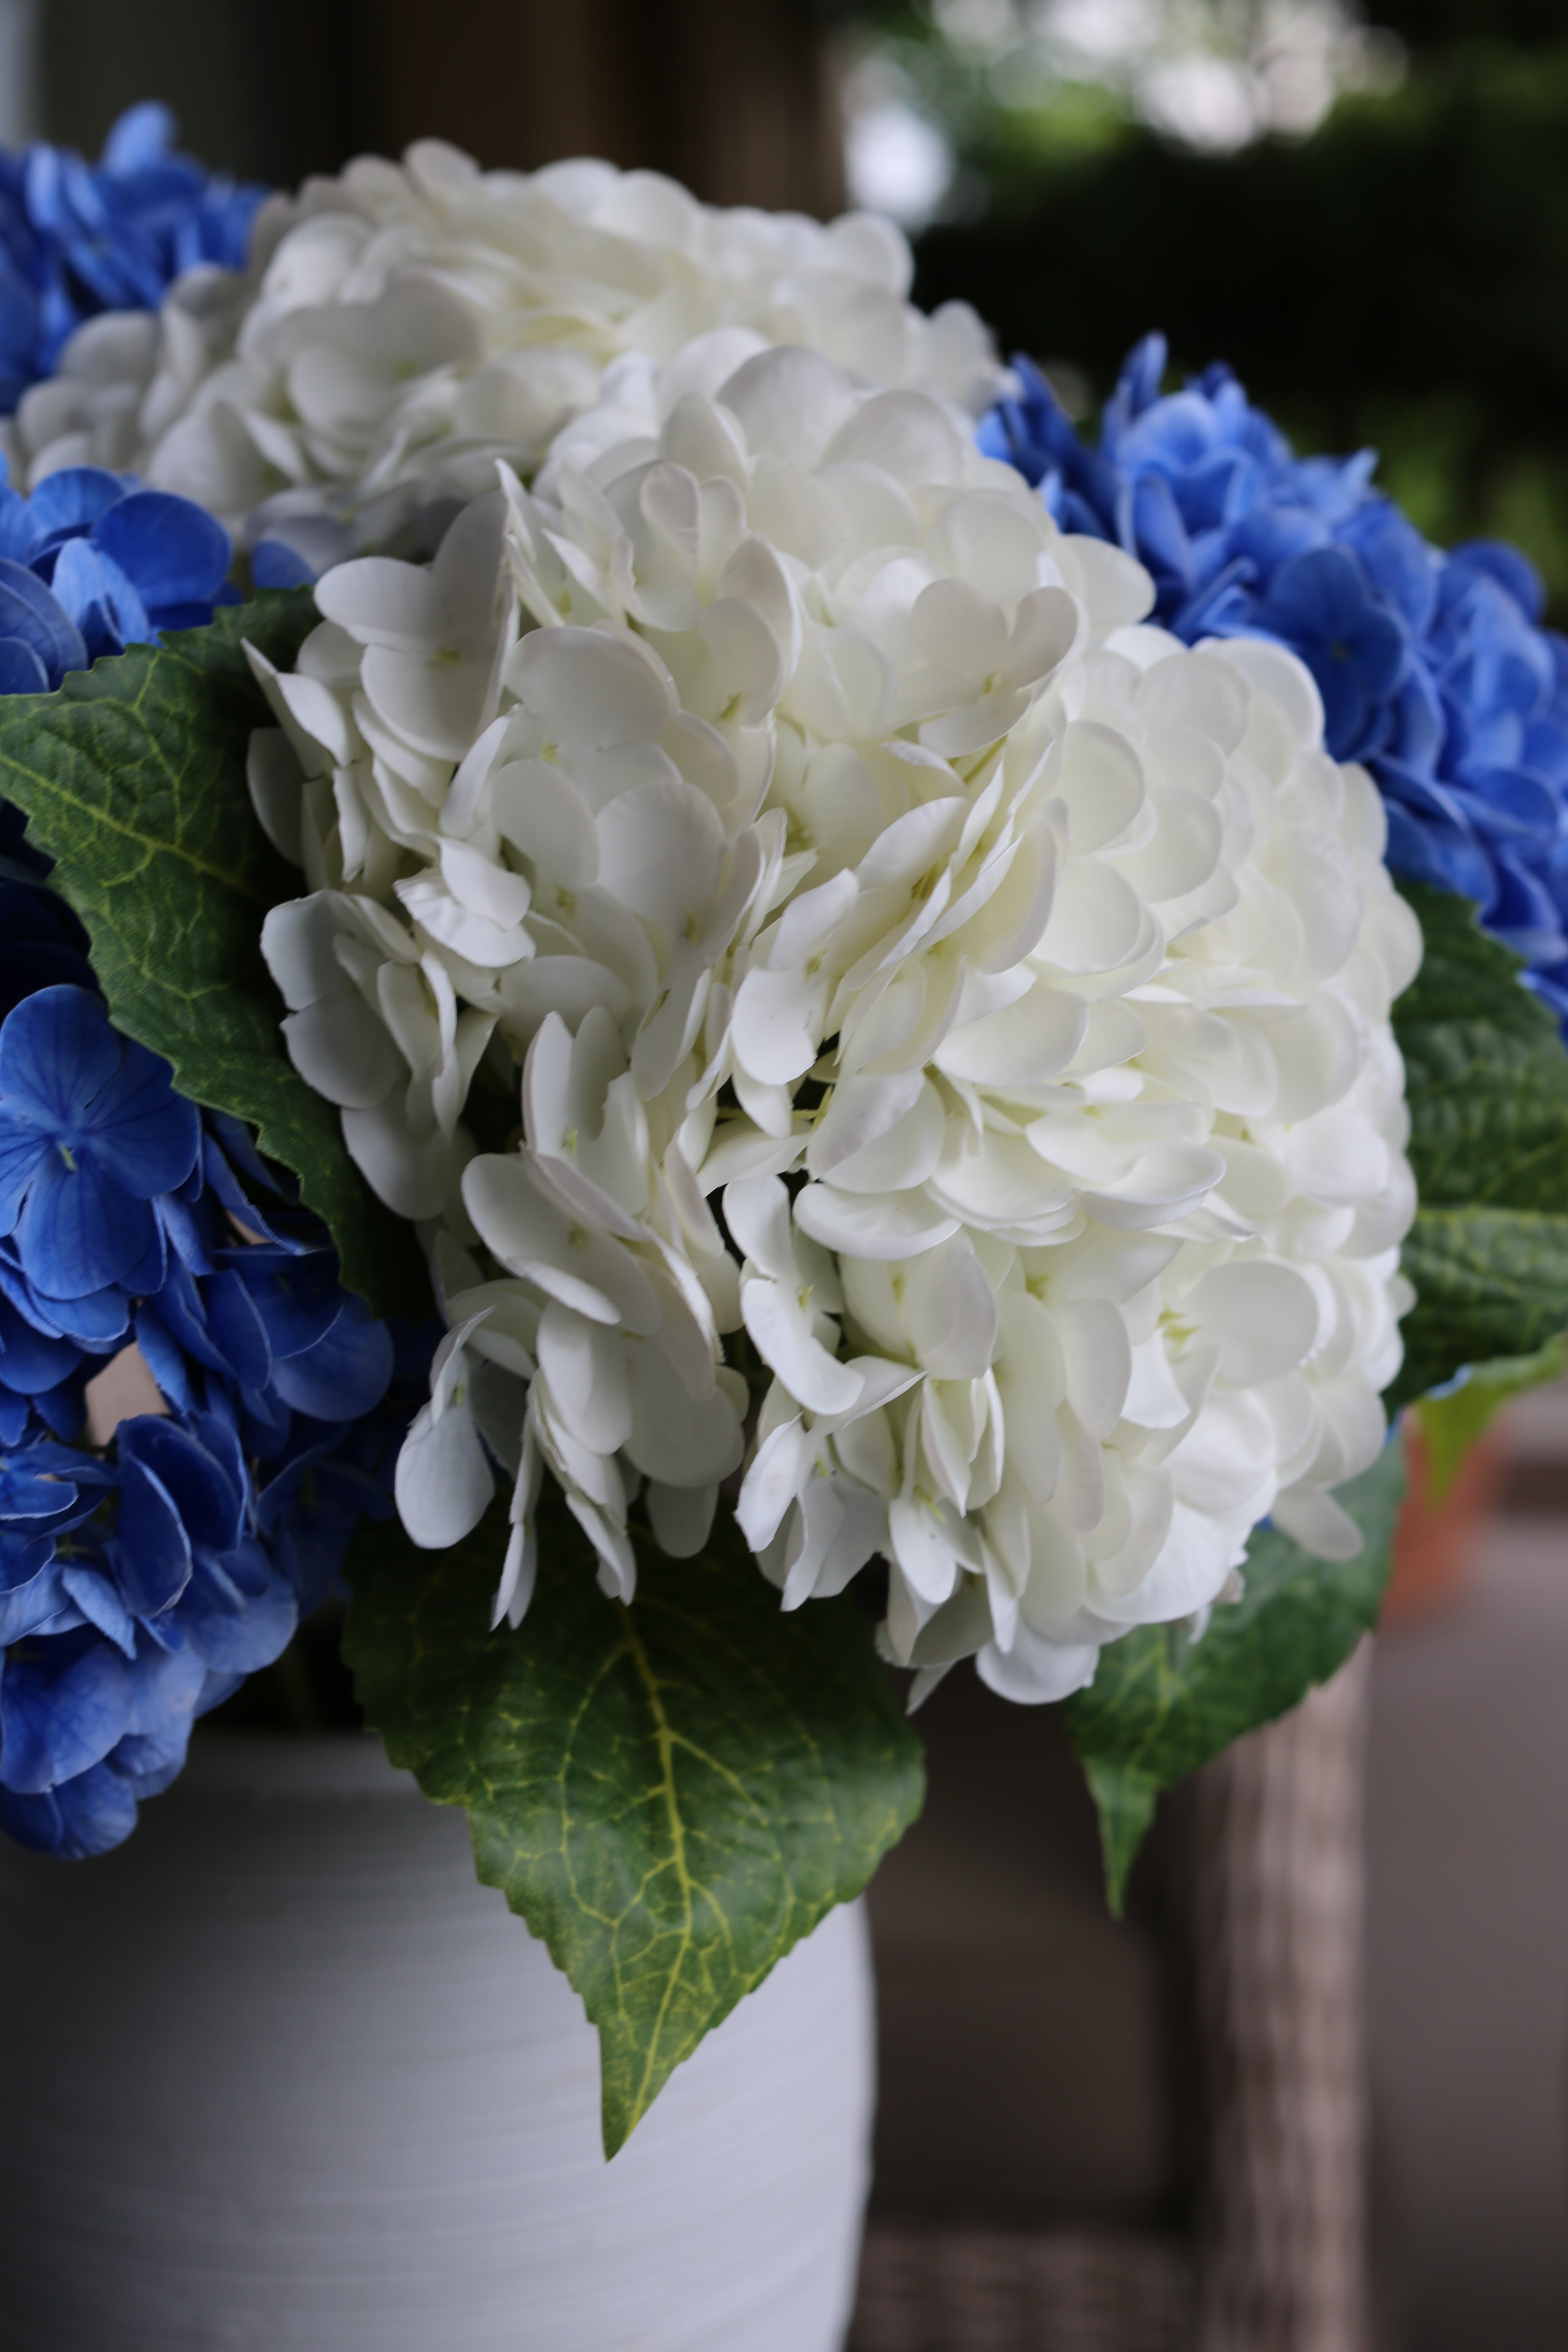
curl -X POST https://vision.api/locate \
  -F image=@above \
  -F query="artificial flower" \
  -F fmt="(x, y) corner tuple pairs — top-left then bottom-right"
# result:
(0, 142), (1001, 577)
(0, 984), (200, 1297)
(0, 472), (421, 1862)
(256, 340), (1417, 1701)
(0, 459), (236, 685)
(0, 102), (262, 413)
(981, 339), (1568, 1014)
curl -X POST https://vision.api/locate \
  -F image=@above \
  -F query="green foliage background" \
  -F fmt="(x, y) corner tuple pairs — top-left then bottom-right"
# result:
(865, 3), (1568, 610)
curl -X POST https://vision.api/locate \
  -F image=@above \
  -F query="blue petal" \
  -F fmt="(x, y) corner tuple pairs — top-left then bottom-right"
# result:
(31, 1373), (88, 1443)
(0, 1523), (59, 1593)
(0, 1632), (135, 1794)
(269, 1292), (394, 1421)
(177, 1543), (297, 1673)
(92, 491), (232, 614)
(0, 1544), (67, 1643)
(231, 1246), (345, 1356)
(0, 1761), (140, 1856)
(0, 1449), (80, 1517)
(27, 1278), (131, 1347)
(141, 1252), (221, 1368)
(0, 1115), (46, 1237)
(1449, 538), (1545, 625)
(23, 466), (127, 557)
(251, 539), (319, 590)
(101, 102), (177, 174)
(77, 1040), (202, 1204)
(0, 982), (120, 1129)
(108, 1726), (190, 1799)
(16, 1151), (158, 1301)
(200, 1266), (274, 1390)
(133, 1301), (198, 1412)
(0, 487), (31, 566)
(1341, 503), (1439, 635)
(0, 558), (86, 685)
(1381, 798), (1497, 904)
(1450, 766), (1560, 844)
(125, 1631), (206, 1740)
(108, 1447), (193, 1618)
(49, 536), (152, 659)
(0, 635), (49, 693)
(156, 1186), (218, 1277)
(119, 1412), (245, 1554)
(1129, 472), (1194, 591)
(187, 1405), (249, 1519)
(61, 1563), (139, 1655)
(0, 1291), (82, 1392)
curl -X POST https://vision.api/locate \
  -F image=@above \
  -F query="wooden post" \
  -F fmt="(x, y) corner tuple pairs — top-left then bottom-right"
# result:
(299, 0), (846, 212)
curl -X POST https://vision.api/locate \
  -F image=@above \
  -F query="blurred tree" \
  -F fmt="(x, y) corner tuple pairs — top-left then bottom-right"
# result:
(856, 3), (1568, 605)
(40, 0), (847, 216)
(356, 0), (848, 212)
(1372, 0), (1568, 42)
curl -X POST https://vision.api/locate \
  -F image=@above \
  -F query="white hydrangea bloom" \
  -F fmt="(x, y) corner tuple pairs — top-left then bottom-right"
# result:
(255, 340), (1419, 1695)
(0, 141), (1000, 565)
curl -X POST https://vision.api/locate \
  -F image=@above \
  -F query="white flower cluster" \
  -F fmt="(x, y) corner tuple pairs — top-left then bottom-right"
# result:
(0, 141), (998, 569)
(253, 338), (1419, 1700)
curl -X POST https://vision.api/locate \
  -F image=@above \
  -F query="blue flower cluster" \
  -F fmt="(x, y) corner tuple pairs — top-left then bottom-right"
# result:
(981, 339), (1568, 1020)
(0, 903), (424, 1860)
(0, 468), (423, 1861)
(0, 458), (236, 689)
(1, 102), (263, 414)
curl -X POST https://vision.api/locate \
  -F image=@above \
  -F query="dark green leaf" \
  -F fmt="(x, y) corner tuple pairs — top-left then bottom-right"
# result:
(1065, 1441), (1406, 1912)
(0, 599), (429, 1319)
(343, 1493), (925, 2155)
(1390, 882), (1568, 1407)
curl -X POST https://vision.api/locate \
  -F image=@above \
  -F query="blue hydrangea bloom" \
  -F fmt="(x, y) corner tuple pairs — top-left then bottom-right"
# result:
(980, 339), (1568, 1019)
(0, 461), (237, 686)
(0, 938), (429, 1858)
(0, 984), (201, 1297)
(0, 102), (264, 414)
(0, 457), (428, 1862)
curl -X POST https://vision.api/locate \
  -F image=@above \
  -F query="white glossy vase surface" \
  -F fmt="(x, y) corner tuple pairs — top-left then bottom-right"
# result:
(0, 1730), (875, 2352)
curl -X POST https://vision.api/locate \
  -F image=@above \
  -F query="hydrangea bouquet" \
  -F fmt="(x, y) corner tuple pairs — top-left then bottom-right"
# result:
(2, 119), (1564, 2155)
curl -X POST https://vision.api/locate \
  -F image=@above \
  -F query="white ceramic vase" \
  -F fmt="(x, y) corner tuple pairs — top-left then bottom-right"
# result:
(0, 1730), (875, 2352)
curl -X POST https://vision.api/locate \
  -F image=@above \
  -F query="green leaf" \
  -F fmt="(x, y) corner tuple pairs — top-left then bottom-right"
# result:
(343, 1493), (925, 2156)
(0, 599), (428, 1320)
(1391, 882), (1568, 1408)
(1411, 1330), (1566, 1506)
(1065, 1442), (1406, 1913)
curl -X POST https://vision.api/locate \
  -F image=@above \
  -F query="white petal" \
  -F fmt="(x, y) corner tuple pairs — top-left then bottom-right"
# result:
(1189, 1260), (1323, 1385)
(741, 1273), (863, 1417)
(314, 555), (444, 650)
(248, 728), (305, 865)
(341, 1100), (459, 1221)
(394, 1399), (494, 1550)
(536, 1300), (633, 1457)
(737, 1416), (812, 1551)
(504, 622), (675, 750)
(283, 997), (401, 1109)
(648, 1481), (718, 1559)
(792, 1183), (958, 1261)
(1270, 1481), (1365, 1561)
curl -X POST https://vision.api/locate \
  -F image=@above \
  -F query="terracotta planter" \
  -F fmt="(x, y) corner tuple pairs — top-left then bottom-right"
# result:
(1382, 1418), (1505, 1626)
